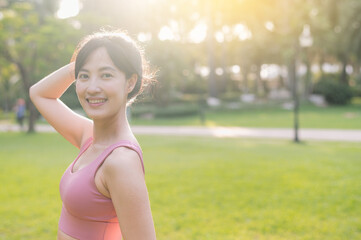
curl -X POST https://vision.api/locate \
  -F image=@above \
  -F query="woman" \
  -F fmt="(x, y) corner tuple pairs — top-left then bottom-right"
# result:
(30, 30), (156, 240)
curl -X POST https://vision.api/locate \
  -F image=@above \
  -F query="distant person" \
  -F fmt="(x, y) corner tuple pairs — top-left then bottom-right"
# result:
(30, 30), (156, 240)
(15, 98), (26, 130)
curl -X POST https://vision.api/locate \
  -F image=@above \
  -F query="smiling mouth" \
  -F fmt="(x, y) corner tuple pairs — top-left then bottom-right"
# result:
(86, 98), (107, 104)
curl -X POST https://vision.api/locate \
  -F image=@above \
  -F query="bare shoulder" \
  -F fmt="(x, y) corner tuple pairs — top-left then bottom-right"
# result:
(102, 147), (144, 179)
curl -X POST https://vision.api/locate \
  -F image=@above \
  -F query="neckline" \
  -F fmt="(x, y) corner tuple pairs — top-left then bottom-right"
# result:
(70, 138), (142, 174)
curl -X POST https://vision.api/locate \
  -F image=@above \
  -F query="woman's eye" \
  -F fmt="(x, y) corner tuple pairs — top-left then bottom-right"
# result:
(102, 73), (113, 79)
(78, 73), (89, 80)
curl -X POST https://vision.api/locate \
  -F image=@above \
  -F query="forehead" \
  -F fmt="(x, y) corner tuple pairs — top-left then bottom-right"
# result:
(81, 47), (117, 70)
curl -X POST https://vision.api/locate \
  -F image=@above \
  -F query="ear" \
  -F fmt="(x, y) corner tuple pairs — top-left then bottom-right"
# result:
(127, 74), (138, 94)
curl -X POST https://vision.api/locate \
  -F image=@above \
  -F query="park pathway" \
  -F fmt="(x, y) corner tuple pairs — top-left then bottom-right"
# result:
(1, 123), (361, 142)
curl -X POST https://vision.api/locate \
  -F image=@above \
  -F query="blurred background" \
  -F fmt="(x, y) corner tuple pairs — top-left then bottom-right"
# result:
(0, 0), (360, 132)
(1, 1), (361, 239)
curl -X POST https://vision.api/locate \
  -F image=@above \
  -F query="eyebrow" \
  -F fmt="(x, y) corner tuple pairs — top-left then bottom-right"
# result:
(79, 68), (90, 73)
(79, 66), (117, 72)
(99, 66), (117, 72)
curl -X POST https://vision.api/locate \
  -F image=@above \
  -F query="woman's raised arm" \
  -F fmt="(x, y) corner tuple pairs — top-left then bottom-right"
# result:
(29, 62), (92, 148)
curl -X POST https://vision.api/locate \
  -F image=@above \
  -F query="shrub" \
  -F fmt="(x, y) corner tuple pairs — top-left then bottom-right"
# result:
(219, 92), (241, 103)
(351, 74), (361, 97)
(313, 75), (353, 105)
(351, 87), (361, 97)
(130, 104), (155, 118)
(131, 102), (201, 118)
(154, 104), (200, 118)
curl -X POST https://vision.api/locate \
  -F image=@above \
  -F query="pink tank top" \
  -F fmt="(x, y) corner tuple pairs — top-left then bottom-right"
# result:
(59, 138), (145, 240)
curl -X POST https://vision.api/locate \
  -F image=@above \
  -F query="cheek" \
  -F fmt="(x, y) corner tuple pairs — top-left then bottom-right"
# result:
(75, 82), (84, 97)
(110, 80), (128, 98)
(75, 83), (87, 107)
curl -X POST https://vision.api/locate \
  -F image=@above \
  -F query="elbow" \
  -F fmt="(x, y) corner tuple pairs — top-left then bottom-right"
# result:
(29, 85), (35, 102)
(29, 84), (38, 103)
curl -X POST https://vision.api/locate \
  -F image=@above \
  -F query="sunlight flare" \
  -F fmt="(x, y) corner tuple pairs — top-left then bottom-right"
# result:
(188, 22), (207, 43)
(57, 0), (80, 19)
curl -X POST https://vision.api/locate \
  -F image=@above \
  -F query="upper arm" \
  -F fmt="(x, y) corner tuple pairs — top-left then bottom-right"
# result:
(103, 149), (156, 240)
(29, 79), (93, 149)
(30, 94), (93, 148)
(29, 63), (93, 148)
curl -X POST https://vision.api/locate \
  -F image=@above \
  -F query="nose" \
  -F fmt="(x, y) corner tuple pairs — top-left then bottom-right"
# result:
(86, 78), (101, 95)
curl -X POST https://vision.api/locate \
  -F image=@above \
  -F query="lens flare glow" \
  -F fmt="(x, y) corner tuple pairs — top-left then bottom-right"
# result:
(57, 0), (79, 19)
(188, 22), (207, 43)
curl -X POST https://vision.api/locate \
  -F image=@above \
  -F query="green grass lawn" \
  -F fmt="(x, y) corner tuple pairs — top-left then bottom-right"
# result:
(131, 101), (361, 129)
(2, 100), (361, 130)
(0, 133), (360, 239)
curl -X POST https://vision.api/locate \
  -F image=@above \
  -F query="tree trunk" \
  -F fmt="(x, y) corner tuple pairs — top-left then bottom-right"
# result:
(352, 62), (360, 78)
(288, 58), (297, 96)
(254, 63), (263, 97)
(3, 47), (37, 133)
(207, 25), (217, 98)
(304, 56), (312, 99)
(319, 52), (325, 79)
(288, 51), (300, 143)
(261, 79), (269, 96)
(16, 61), (36, 133)
(207, 5), (217, 99)
(242, 66), (249, 93)
(340, 57), (349, 85)
(4, 86), (9, 113)
(221, 42), (228, 94)
(278, 75), (285, 90)
(27, 101), (37, 133)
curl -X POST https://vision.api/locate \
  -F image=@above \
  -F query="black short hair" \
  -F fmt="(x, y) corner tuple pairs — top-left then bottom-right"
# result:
(72, 30), (155, 103)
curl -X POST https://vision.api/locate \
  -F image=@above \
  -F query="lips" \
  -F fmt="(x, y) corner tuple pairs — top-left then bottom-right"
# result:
(86, 98), (108, 105)
(87, 99), (106, 103)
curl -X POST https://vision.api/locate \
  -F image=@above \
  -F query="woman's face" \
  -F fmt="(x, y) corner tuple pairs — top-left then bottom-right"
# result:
(75, 47), (130, 120)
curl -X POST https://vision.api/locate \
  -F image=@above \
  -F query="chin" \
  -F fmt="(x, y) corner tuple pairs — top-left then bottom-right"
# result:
(86, 111), (122, 122)
(83, 110), (103, 120)
(87, 113), (106, 121)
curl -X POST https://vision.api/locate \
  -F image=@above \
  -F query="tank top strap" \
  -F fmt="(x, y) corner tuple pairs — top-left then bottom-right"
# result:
(95, 140), (145, 174)
(79, 137), (93, 153)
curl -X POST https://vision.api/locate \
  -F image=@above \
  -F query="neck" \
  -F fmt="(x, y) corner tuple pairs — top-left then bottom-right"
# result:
(92, 109), (134, 146)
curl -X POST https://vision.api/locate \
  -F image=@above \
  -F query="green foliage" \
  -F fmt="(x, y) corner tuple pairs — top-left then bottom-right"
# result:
(350, 74), (361, 97)
(131, 102), (200, 118)
(352, 87), (361, 97)
(219, 91), (242, 102)
(0, 1), (84, 131)
(130, 104), (155, 118)
(313, 74), (353, 105)
(1, 133), (361, 239)
(131, 102), (361, 130)
(0, 62), (20, 112)
(181, 76), (207, 95)
(146, 40), (206, 105)
(0, 2), (81, 81)
(154, 103), (200, 118)
(3, 0), (361, 120)
(60, 84), (82, 109)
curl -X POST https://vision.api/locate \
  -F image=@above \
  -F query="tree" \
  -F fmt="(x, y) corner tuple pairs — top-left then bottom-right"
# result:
(0, 61), (19, 113)
(0, 1), (80, 132)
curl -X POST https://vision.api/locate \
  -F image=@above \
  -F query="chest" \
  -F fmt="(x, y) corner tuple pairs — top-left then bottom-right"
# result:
(60, 166), (116, 220)
(72, 147), (104, 173)
(70, 147), (111, 198)
(60, 148), (114, 218)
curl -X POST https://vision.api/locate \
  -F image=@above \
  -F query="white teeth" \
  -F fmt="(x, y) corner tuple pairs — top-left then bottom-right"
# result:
(88, 99), (106, 104)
